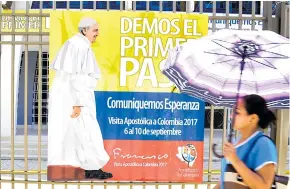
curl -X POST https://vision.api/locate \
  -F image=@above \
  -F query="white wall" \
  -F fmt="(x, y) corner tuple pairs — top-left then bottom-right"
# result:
(1, 35), (23, 136)
(0, 1), (33, 137)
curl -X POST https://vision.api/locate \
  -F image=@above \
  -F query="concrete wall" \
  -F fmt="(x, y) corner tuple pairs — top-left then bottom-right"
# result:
(1, 35), (23, 136)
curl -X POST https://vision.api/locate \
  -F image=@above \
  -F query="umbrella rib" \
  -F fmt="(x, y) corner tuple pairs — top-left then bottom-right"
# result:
(248, 57), (289, 84)
(211, 39), (241, 57)
(195, 57), (221, 78)
(261, 42), (290, 48)
(249, 53), (278, 69)
(251, 49), (290, 59)
(195, 58), (237, 79)
(212, 39), (237, 45)
(204, 48), (226, 54)
(247, 57), (277, 69)
(247, 61), (259, 94)
(221, 62), (240, 90)
(214, 59), (238, 65)
(259, 44), (282, 51)
(204, 51), (239, 57)
(249, 55), (289, 59)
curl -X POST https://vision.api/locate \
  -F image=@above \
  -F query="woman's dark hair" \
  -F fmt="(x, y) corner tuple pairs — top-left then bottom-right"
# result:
(242, 94), (276, 129)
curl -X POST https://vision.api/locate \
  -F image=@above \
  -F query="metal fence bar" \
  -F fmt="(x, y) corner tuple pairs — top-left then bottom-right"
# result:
(199, 1), (203, 13)
(251, 1), (256, 30)
(276, 3), (290, 178)
(132, 1), (136, 11)
(107, 1), (110, 11)
(0, 169), (219, 175)
(0, 32), (49, 35)
(51, 4), (56, 189)
(222, 109), (227, 149)
(120, 7), (131, 189)
(87, 0), (93, 186)
(276, 110), (289, 176)
(225, 1), (229, 29)
(159, 1), (163, 12)
(287, 5), (290, 38)
(0, 41), (49, 45)
(186, 1), (191, 13)
(173, 1), (176, 12)
(186, 3), (198, 187)
(24, 2), (30, 189)
(0, 13), (50, 16)
(0, 1), (2, 187)
(38, 2), (43, 189)
(263, 1), (273, 30)
(206, 3), (216, 188)
(0, 12), (267, 20)
(207, 105), (214, 189)
(0, 179), (219, 185)
(281, 3), (290, 38)
(10, 3), (16, 189)
(146, 1), (149, 11)
(125, 1), (131, 11)
(238, 1), (243, 30)
(120, 0), (123, 11)
(52, 1), (56, 10)
(212, 1), (216, 32)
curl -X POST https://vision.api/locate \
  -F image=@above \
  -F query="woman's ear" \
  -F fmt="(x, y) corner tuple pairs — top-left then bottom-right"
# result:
(250, 114), (259, 125)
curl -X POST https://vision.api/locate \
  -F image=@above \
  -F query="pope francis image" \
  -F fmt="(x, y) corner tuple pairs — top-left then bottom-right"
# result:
(47, 18), (112, 180)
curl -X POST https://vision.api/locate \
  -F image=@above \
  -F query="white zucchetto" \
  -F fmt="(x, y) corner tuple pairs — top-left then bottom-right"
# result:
(78, 18), (97, 28)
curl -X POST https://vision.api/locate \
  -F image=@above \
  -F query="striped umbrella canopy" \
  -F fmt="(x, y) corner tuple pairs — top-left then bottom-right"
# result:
(163, 29), (290, 109)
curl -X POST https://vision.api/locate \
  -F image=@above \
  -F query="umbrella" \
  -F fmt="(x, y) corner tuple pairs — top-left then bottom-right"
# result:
(162, 29), (290, 150)
(162, 29), (290, 187)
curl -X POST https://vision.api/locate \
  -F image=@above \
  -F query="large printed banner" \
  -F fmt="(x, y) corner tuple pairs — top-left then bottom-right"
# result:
(49, 11), (208, 182)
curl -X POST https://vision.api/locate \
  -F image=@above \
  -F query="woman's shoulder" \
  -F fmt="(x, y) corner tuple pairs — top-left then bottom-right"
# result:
(253, 133), (277, 152)
(248, 133), (278, 171)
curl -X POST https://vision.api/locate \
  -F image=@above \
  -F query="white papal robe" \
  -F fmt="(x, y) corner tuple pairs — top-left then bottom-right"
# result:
(47, 33), (110, 170)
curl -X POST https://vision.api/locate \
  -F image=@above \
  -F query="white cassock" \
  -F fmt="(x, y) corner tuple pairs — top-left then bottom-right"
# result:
(47, 33), (110, 170)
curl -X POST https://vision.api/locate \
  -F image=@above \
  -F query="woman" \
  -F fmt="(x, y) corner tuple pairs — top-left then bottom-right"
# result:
(214, 94), (278, 189)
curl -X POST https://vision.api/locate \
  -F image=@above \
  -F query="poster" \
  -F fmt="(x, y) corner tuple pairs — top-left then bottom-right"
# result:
(49, 11), (208, 182)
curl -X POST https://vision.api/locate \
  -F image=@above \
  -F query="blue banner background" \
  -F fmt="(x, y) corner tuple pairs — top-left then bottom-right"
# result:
(95, 91), (205, 141)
